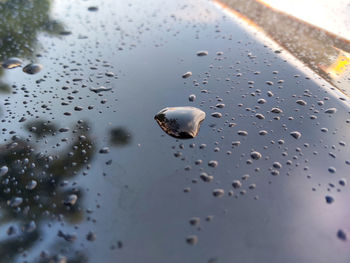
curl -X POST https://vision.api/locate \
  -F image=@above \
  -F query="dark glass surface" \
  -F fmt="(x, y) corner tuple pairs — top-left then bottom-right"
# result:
(0, 0), (350, 262)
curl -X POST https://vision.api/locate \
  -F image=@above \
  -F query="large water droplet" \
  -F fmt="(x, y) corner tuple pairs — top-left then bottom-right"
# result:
(23, 63), (43, 74)
(154, 107), (205, 139)
(2, 57), (23, 69)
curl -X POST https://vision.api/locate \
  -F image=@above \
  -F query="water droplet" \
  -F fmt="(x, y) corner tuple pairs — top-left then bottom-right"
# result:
(325, 108), (337, 114)
(255, 113), (265, 120)
(7, 197), (23, 207)
(0, 166), (8, 176)
(189, 217), (200, 226)
(24, 220), (36, 233)
(325, 196), (334, 204)
(259, 130), (268, 135)
(337, 229), (347, 241)
(154, 107), (205, 139)
(2, 57), (23, 69)
(64, 194), (78, 206)
(196, 50), (208, 56)
(26, 180), (38, 190)
(328, 167), (336, 173)
(105, 71), (115, 77)
(211, 112), (222, 118)
(339, 178), (347, 186)
(23, 63), (43, 74)
(200, 172), (213, 182)
(212, 189), (225, 197)
(182, 71), (192, 79)
(99, 147), (110, 154)
(58, 230), (77, 242)
(86, 231), (96, 241)
(232, 180), (242, 189)
(188, 94), (196, 102)
(273, 162), (282, 169)
(271, 108), (283, 114)
(186, 235), (198, 245)
(290, 131), (301, 139)
(208, 160), (218, 167)
(237, 130), (248, 136)
(88, 6), (98, 11)
(296, 100), (307, 106)
(250, 151), (262, 160)
(90, 86), (112, 93)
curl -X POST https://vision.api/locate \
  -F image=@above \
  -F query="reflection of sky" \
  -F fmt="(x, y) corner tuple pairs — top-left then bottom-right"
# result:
(261, 0), (350, 41)
(214, 0), (350, 96)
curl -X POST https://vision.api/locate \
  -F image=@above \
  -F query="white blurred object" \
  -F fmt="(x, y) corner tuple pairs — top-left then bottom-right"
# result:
(261, 0), (350, 40)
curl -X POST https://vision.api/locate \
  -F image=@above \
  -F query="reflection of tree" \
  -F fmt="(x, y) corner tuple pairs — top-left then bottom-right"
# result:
(25, 119), (58, 139)
(0, 0), (65, 59)
(0, 120), (94, 263)
(110, 127), (132, 147)
(0, 0), (66, 93)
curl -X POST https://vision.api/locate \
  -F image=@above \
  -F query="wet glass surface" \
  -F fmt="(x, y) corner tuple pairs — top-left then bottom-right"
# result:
(217, 0), (350, 96)
(0, 0), (350, 262)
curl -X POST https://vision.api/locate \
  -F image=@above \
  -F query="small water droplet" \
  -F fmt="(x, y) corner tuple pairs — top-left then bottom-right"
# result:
(328, 167), (336, 173)
(24, 220), (36, 233)
(90, 86), (112, 93)
(0, 166), (8, 176)
(196, 50), (208, 56)
(189, 217), (200, 226)
(64, 194), (78, 206)
(296, 100), (307, 106)
(212, 189), (225, 197)
(337, 229), (347, 241)
(182, 71), (192, 79)
(290, 131), (301, 139)
(325, 108), (337, 114)
(271, 108), (283, 114)
(188, 94), (196, 102)
(86, 231), (96, 241)
(200, 172), (213, 182)
(99, 147), (110, 154)
(88, 6), (99, 11)
(250, 151), (262, 160)
(255, 113), (265, 120)
(26, 180), (38, 190)
(325, 196), (334, 204)
(237, 130), (248, 136)
(208, 160), (218, 167)
(186, 235), (198, 245)
(211, 112), (222, 118)
(232, 180), (242, 189)
(7, 197), (23, 207)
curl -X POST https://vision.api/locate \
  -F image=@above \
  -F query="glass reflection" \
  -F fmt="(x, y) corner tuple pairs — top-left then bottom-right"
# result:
(0, 120), (94, 262)
(216, 0), (350, 95)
